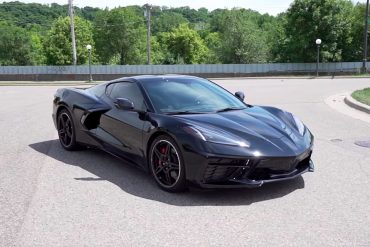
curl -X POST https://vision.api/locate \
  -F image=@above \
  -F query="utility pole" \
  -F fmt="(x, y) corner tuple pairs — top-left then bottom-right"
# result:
(144, 4), (152, 65)
(69, 0), (77, 65)
(362, 0), (369, 73)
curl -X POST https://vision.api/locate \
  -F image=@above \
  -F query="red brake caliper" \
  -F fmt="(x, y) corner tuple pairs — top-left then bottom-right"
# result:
(161, 147), (168, 166)
(158, 147), (166, 166)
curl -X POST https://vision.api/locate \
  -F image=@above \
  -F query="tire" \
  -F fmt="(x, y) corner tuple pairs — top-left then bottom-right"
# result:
(149, 135), (187, 192)
(57, 109), (79, 151)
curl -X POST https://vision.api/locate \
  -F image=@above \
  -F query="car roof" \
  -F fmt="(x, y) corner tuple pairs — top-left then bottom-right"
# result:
(108, 74), (200, 84)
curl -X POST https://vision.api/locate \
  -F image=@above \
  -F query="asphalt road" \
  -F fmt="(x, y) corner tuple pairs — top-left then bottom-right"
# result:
(1, 78), (370, 247)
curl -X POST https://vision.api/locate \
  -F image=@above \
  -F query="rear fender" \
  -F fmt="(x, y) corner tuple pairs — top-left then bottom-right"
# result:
(54, 88), (111, 145)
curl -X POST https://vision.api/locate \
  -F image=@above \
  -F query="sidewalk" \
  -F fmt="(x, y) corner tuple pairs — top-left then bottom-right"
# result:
(325, 93), (370, 124)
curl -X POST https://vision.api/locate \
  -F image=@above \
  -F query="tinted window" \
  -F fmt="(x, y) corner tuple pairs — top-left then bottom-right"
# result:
(108, 82), (145, 110)
(140, 77), (245, 113)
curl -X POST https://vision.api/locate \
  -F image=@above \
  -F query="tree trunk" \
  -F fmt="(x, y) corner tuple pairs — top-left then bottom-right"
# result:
(120, 47), (125, 65)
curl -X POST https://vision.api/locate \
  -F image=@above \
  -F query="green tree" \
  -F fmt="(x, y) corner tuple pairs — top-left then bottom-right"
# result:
(216, 10), (269, 63)
(170, 7), (209, 23)
(0, 21), (33, 65)
(343, 3), (367, 61)
(152, 12), (189, 34)
(26, 23), (47, 65)
(204, 32), (222, 63)
(151, 36), (169, 64)
(78, 6), (101, 21)
(163, 24), (209, 64)
(30, 32), (46, 65)
(210, 8), (270, 33)
(0, 1), (101, 30)
(93, 7), (146, 65)
(152, 32), (175, 64)
(280, 0), (353, 62)
(3, 1), (363, 65)
(265, 13), (288, 62)
(43, 16), (95, 65)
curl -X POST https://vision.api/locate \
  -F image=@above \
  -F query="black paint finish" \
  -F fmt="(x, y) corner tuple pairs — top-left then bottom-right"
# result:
(52, 75), (314, 189)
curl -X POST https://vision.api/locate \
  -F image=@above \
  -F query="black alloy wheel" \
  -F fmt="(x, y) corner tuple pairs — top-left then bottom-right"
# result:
(57, 109), (78, 150)
(149, 135), (186, 192)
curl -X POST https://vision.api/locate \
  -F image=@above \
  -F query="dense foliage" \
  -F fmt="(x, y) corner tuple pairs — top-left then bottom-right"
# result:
(279, 0), (354, 62)
(0, 0), (368, 65)
(43, 16), (95, 65)
(93, 7), (146, 65)
(0, 21), (33, 65)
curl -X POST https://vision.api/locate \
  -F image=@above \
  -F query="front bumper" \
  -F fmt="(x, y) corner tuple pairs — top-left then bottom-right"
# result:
(200, 160), (314, 188)
(185, 148), (314, 189)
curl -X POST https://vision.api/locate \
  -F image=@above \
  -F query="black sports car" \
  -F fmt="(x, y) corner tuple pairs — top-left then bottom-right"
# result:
(53, 75), (314, 192)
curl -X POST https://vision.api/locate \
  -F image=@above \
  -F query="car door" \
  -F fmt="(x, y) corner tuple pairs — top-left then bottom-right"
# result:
(98, 81), (147, 167)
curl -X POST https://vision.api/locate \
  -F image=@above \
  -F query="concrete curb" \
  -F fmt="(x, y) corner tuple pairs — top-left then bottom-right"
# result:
(344, 94), (370, 114)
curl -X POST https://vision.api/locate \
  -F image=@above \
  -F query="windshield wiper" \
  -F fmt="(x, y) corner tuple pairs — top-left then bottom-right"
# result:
(216, 107), (246, 113)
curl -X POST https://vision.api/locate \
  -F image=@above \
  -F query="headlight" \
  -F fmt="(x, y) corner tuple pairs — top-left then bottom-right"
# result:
(291, 114), (305, 136)
(182, 125), (250, 147)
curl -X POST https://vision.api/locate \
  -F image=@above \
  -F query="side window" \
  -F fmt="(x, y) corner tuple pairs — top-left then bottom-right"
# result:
(108, 82), (146, 111)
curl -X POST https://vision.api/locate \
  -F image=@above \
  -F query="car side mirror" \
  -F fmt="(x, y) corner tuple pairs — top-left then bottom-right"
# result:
(235, 91), (245, 102)
(114, 98), (134, 110)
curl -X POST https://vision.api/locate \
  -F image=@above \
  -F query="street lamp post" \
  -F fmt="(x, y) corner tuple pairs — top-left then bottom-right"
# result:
(315, 39), (322, 77)
(86, 44), (92, 82)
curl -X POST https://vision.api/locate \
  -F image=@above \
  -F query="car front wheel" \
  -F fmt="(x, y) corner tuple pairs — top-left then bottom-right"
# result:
(149, 135), (187, 192)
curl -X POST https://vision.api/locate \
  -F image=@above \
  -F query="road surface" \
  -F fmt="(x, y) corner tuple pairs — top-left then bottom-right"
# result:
(1, 78), (370, 246)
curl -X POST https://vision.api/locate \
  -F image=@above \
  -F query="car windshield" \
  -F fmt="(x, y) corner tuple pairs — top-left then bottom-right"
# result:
(140, 77), (246, 114)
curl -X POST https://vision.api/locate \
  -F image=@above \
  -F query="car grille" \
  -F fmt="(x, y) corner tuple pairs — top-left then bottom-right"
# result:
(248, 152), (311, 180)
(257, 157), (296, 171)
(202, 159), (253, 183)
(202, 151), (312, 184)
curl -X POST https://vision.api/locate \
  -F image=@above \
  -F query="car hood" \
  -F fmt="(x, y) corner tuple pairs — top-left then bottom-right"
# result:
(174, 106), (312, 156)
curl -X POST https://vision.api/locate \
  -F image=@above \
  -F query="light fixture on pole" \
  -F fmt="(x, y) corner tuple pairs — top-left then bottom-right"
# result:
(315, 39), (322, 77)
(86, 44), (93, 82)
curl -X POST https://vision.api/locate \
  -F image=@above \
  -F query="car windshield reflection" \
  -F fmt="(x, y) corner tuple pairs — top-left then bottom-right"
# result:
(140, 77), (246, 114)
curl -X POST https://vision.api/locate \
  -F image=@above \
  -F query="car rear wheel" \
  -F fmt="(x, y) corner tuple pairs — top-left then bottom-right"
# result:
(149, 135), (187, 192)
(57, 109), (78, 151)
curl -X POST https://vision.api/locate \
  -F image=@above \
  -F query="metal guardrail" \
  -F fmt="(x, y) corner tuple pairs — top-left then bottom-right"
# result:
(0, 62), (367, 75)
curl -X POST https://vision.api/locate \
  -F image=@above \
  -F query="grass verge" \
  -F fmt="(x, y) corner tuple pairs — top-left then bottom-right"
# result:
(352, 88), (370, 106)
